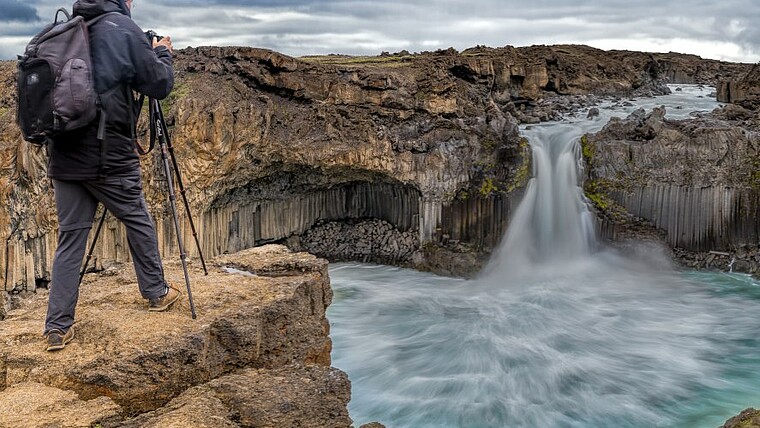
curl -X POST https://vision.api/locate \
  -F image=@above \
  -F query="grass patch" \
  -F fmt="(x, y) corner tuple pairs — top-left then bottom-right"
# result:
(300, 54), (414, 67)
(159, 79), (191, 112)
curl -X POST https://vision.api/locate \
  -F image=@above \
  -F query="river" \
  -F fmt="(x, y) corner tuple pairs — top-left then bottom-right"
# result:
(327, 85), (760, 427)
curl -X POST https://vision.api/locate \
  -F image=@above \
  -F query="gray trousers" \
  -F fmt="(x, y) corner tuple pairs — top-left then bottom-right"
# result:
(45, 173), (167, 334)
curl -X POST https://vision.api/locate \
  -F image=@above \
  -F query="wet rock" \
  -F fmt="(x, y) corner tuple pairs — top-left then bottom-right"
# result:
(294, 218), (419, 264)
(584, 95), (760, 273)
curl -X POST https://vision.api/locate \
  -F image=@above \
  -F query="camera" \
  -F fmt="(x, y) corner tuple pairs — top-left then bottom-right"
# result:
(144, 30), (163, 43)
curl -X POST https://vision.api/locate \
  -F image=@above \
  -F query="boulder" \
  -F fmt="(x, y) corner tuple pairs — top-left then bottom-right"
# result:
(721, 408), (760, 428)
(116, 365), (351, 428)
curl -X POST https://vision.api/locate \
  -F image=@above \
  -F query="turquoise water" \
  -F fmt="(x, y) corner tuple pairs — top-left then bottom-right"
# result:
(326, 86), (759, 427)
(328, 260), (760, 427)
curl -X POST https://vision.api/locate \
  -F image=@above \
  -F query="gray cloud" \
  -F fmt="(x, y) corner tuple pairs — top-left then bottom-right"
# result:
(0, 0), (41, 22)
(1, 0), (758, 62)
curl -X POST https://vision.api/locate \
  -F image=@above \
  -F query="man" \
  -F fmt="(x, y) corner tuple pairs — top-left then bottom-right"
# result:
(44, 0), (179, 352)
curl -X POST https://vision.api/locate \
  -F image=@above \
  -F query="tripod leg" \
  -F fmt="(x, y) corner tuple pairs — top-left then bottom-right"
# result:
(155, 105), (208, 275)
(78, 208), (107, 287)
(153, 99), (198, 319)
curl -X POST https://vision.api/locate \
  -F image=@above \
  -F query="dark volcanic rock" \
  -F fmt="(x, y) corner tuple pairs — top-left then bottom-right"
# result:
(583, 104), (760, 273)
(718, 63), (760, 109)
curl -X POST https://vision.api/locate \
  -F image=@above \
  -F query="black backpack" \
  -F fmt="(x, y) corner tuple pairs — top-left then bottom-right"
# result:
(16, 8), (112, 145)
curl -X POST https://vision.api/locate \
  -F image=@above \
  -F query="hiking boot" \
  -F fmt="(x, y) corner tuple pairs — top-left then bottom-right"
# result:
(45, 328), (74, 352)
(148, 285), (181, 312)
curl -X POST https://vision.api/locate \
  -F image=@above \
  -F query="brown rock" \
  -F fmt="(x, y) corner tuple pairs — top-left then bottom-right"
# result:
(0, 245), (342, 417)
(116, 365), (351, 428)
(0, 382), (121, 428)
(721, 408), (760, 428)
(717, 63), (760, 109)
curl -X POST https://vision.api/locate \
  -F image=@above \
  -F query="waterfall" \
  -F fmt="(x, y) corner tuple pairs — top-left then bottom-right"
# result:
(484, 122), (598, 280)
(483, 84), (721, 281)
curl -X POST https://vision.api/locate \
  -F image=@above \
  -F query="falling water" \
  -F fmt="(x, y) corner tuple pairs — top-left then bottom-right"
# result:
(328, 86), (760, 427)
(484, 122), (597, 279)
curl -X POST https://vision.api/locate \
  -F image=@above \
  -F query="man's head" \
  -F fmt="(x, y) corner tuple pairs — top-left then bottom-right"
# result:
(125, 0), (133, 10)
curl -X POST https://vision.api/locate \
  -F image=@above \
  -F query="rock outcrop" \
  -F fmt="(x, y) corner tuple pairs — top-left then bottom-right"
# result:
(721, 408), (760, 428)
(583, 102), (760, 273)
(0, 245), (352, 427)
(718, 63), (760, 109)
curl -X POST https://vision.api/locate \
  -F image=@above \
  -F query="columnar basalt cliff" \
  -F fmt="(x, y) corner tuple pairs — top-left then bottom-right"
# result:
(718, 63), (760, 109)
(0, 45), (752, 288)
(583, 97), (760, 273)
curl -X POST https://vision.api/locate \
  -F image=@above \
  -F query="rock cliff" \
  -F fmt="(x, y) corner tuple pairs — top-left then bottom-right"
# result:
(0, 245), (353, 427)
(583, 84), (760, 272)
(718, 63), (760, 109)
(0, 44), (752, 287)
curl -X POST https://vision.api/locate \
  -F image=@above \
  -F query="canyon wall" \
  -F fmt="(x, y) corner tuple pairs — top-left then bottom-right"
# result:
(0, 45), (754, 289)
(583, 92), (760, 272)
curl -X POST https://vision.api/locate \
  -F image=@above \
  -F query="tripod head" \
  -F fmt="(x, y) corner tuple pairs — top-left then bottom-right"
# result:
(144, 30), (164, 43)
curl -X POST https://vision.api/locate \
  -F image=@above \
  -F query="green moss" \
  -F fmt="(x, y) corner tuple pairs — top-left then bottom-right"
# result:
(586, 191), (610, 210)
(583, 179), (633, 223)
(749, 156), (760, 189)
(580, 134), (594, 162)
(479, 177), (498, 196)
(159, 80), (191, 112)
(505, 137), (532, 193)
(482, 139), (496, 151)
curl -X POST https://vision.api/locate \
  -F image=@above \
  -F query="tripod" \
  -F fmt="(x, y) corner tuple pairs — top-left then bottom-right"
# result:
(78, 97), (207, 319)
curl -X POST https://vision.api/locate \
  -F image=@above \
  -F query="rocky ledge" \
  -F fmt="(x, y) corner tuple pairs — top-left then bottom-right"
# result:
(0, 245), (354, 427)
(582, 97), (760, 274)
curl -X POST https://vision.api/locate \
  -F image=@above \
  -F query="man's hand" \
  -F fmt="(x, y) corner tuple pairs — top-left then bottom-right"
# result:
(153, 36), (173, 53)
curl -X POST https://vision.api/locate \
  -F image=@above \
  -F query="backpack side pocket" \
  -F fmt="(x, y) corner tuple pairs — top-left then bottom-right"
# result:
(17, 58), (55, 142)
(54, 57), (97, 132)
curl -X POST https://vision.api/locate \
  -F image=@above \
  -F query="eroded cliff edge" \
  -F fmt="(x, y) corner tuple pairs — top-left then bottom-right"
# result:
(0, 44), (752, 291)
(0, 245), (353, 427)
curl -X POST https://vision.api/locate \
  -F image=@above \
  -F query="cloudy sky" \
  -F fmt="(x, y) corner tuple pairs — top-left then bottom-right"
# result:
(1, 0), (759, 63)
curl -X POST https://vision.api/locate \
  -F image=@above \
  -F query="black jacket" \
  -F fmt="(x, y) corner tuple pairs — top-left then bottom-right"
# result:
(48, 0), (174, 180)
